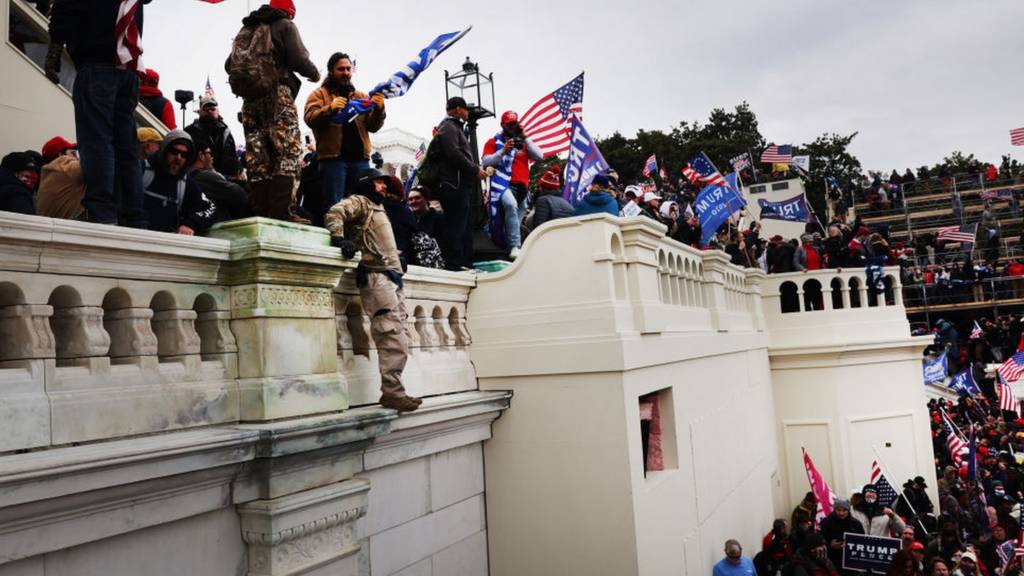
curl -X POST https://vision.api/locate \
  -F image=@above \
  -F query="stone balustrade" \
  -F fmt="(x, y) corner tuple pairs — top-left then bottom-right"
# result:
(0, 213), (478, 453)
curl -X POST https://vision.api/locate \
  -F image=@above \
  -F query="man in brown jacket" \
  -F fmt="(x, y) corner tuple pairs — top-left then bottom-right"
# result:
(304, 52), (385, 210)
(325, 168), (421, 413)
(37, 136), (84, 219)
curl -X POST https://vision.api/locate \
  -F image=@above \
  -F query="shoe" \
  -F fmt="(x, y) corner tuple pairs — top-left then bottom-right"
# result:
(379, 394), (422, 413)
(508, 247), (521, 260)
(287, 210), (311, 225)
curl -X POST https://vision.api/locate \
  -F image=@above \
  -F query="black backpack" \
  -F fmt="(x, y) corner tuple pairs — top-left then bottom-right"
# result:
(226, 23), (277, 99)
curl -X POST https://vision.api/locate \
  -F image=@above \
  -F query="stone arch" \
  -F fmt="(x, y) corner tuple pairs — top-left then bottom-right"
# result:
(830, 277), (844, 310)
(49, 285), (108, 362)
(802, 279), (824, 312)
(0, 282), (25, 307)
(610, 234), (627, 301)
(848, 277), (862, 308)
(883, 274), (897, 306)
(150, 290), (178, 312)
(103, 287), (156, 362)
(779, 281), (800, 313)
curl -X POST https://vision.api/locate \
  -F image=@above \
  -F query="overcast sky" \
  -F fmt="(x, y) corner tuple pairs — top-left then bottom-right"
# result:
(144, 0), (1024, 174)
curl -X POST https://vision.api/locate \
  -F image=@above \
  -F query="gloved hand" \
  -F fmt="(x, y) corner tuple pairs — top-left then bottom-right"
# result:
(399, 254), (408, 273)
(370, 93), (385, 109)
(44, 42), (63, 84)
(330, 96), (348, 112)
(331, 236), (358, 259)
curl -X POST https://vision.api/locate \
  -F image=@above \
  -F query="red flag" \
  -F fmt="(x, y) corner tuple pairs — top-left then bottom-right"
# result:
(802, 447), (836, 527)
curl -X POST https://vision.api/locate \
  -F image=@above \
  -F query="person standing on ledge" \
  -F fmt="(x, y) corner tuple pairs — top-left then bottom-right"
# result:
(325, 169), (421, 413)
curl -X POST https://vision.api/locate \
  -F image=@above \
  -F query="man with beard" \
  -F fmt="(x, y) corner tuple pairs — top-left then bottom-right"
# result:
(481, 111), (542, 260)
(819, 499), (864, 575)
(185, 95), (240, 179)
(140, 130), (216, 235)
(304, 52), (385, 208)
(851, 484), (906, 537)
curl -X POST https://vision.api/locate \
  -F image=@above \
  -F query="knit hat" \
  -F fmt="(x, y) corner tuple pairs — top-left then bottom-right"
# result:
(591, 172), (612, 189)
(539, 166), (561, 190)
(833, 498), (851, 511)
(137, 127), (163, 145)
(41, 136), (76, 163)
(269, 0), (296, 18)
(1, 151), (40, 173)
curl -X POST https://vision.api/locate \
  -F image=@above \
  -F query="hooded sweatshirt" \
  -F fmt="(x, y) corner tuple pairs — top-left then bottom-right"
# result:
(142, 130), (216, 234)
(574, 189), (619, 217)
(230, 5), (318, 98)
(139, 85), (177, 130)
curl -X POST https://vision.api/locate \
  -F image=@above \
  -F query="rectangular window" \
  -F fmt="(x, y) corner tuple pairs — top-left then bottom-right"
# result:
(771, 182), (790, 191)
(639, 388), (677, 477)
(749, 185), (767, 195)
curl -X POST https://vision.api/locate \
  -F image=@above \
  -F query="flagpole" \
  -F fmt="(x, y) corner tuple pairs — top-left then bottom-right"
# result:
(871, 445), (930, 537)
(940, 406), (968, 440)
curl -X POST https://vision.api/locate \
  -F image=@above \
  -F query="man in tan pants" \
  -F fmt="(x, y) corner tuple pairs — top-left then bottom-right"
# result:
(325, 169), (421, 412)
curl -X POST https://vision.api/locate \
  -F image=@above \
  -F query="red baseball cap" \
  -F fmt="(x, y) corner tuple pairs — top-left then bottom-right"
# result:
(910, 542), (925, 551)
(501, 111), (518, 124)
(41, 136), (76, 163)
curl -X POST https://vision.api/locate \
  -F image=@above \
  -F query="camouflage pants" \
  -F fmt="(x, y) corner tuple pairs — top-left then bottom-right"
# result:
(241, 84), (302, 182)
(359, 273), (410, 399)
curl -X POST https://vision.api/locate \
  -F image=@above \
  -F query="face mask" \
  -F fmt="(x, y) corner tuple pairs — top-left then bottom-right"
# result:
(813, 549), (827, 562)
(865, 495), (877, 504)
(996, 489), (1005, 497)
(962, 564), (975, 576)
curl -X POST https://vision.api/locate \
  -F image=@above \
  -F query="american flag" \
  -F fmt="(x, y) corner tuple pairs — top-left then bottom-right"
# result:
(114, 0), (144, 71)
(642, 154), (658, 178)
(204, 75), (215, 98)
(868, 460), (900, 508)
(659, 166), (668, 180)
(761, 144), (793, 164)
(942, 413), (966, 467)
(519, 73), (584, 158)
(730, 152), (752, 172)
(1012, 127), (1024, 146)
(936, 224), (977, 244)
(414, 141), (426, 164)
(996, 539), (1024, 571)
(999, 351), (1024, 384)
(998, 376), (1021, 414)
(971, 321), (984, 340)
(682, 151), (726, 187)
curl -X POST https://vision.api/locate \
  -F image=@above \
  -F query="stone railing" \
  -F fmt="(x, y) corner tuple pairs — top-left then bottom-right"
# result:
(0, 213), (477, 453)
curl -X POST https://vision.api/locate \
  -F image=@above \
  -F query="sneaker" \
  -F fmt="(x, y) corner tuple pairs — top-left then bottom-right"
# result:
(379, 394), (422, 413)
(509, 247), (521, 260)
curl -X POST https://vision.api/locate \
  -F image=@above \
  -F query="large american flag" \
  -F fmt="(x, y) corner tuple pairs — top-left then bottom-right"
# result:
(761, 144), (793, 164)
(1012, 127), (1024, 146)
(868, 460), (900, 508)
(114, 0), (144, 71)
(999, 351), (1024, 384)
(998, 377), (1021, 414)
(519, 73), (584, 158)
(682, 151), (726, 186)
(942, 413), (966, 467)
(936, 224), (977, 244)
(642, 154), (658, 178)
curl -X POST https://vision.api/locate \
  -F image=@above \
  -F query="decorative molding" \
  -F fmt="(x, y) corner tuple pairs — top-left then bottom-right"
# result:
(242, 504), (367, 547)
(232, 285), (335, 318)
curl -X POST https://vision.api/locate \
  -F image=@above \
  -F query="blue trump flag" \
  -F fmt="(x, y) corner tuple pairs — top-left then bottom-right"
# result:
(950, 368), (981, 396)
(758, 193), (810, 222)
(923, 352), (948, 385)
(332, 27), (471, 124)
(695, 182), (745, 246)
(562, 116), (609, 207)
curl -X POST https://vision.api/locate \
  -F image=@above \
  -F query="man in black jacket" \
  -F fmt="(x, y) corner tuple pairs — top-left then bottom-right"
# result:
(188, 137), (252, 222)
(435, 96), (485, 270)
(531, 165), (574, 229)
(185, 96), (240, 179)
(0, 152), (40, 215)
(142, 130), (216, 235)
(47, 0), (151, 228)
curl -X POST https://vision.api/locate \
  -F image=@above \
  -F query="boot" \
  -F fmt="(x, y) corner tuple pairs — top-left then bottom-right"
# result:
(379, 394), (422, 413)
(250, 179), (271, 217)
(269, 175), (310, 223)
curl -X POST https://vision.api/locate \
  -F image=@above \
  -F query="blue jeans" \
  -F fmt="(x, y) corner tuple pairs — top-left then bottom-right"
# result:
(72, 64), (146, 227)
(319, 158), (370, 206)
(500, 188), (524, 249)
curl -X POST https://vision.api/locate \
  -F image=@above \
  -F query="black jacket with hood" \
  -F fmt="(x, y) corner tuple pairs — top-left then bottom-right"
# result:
(142, 130), (216, 234)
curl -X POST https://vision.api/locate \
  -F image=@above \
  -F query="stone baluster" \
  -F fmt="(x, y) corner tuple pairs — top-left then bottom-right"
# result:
(841, 283), (851, 309)
(151, 309), (202, 361)
(744, 270), (766, 332)
(403, 302), (421, 348)
(195, 309), (238, 368)
(415, 311), (438, 351)
(449, 310), (472, 348)
(433, 310), (455, 350)
(103, 308), (159, 365)
(0, 304), (55, 361)
(50, 306), (110, 365)
(700, 251), (733, 331)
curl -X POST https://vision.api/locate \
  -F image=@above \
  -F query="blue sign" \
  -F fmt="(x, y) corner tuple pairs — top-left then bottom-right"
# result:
(758, 193), (810, 222)
(923, 352), (948, 385)
(950, 368), (981, 397)
(562, 116), (609, 207)
(695, 183), (744, 245)
(843, 533), (901, 572)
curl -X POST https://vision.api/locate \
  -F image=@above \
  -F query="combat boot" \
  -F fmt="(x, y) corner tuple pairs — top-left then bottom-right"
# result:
(249, 179), (271, 217)
(379, 394), (422, 413)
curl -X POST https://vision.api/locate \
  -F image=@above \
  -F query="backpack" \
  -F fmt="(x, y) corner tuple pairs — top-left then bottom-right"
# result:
(226, 23), (277, 99)
(415, 134), (443, 193)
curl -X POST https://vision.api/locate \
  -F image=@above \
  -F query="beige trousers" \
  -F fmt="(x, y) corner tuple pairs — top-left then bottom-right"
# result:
(359, 272), (410, 398)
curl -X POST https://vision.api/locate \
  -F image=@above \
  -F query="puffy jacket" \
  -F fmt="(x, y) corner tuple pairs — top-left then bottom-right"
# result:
(533, 192), (575, 228)
(304, 86), (385, 161)
(850, 505), (905, 537)
(574, 190), (619, 217)
(49, 0), (151, 67)
(0, 168), (35, 215)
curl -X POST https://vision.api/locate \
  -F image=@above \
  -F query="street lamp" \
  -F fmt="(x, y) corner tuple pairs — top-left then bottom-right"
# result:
(444, 57), (495, 162)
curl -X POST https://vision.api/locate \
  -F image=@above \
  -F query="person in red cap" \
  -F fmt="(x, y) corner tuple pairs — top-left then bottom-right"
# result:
(481, 110), (543, 260)
(228, 0), (319, 222)
(37, 136), (86, 220)
(530, 165), (573, 230)
(139, 69), (177, 130)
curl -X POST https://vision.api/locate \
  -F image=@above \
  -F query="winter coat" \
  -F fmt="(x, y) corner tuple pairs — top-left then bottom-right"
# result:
(0, 168), (35, 215)
(481, 134), (543, 187)
(533, 192), (575, 228)
(139, 86), (177, 130)
(37, 155), (84, 219)
(142, 132), (216, 234)
(794, 244), (822, 271)
(324, 192), (401, 274)
(850, 505), (906, 537)
(304, 86), (385, 162)
(574, 191), (619, 217)
(819, 512), (865, 569)
(435, 116), (478, 190)
(785, 549), (840, 576)
(189, 169), (252, 221)
(229, 6), (318, 98)
(185, 118), (241, 178)
(769, 243), (797, 274)
(49, 0), (151, 67)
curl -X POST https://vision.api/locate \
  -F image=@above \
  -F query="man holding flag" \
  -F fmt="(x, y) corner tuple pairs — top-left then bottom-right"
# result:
(305, 52), (386, 206)
(481, 111), (543, 260)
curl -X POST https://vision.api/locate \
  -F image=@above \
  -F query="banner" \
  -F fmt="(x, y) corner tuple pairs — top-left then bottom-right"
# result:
(758, 194), (810, 222)
(730, 152), (751, 172)
(562, 116), (610, 207)
(621, 201), (641, 218)
(842, 533), (901, 572)
(923, 352), (948, 385)
(791, 155), (811, 172)
(695, 182), (745, 245)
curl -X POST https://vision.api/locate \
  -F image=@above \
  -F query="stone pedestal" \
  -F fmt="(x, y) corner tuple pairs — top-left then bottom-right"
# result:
(209, 218), (350, 422)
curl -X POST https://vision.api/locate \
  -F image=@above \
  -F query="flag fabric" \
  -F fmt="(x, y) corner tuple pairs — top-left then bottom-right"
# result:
(996, 540), (1019, 572)
(520, 73), (585, 158)
(943, 413), (966, 467)
(659, 166), (668, 180)
(561, 116), (609, 207)
(203, 75), (215, 98)
(332, 27), (471, 124)
(923, 352), (948, 385)
(791, 155), (811, 172)
(682, 151), (727, 187)
(967, 425), (978, 482)
(936, 224), (977, 245)
(981, 188), (1014, 201)
(695, 181), (746, 246)
(950, 368), (981, 396)
(642, 154), (658, 178)
(1012, 127), (1024, 146)
(758, 194), (811, 222)
(999, 351), (1024, 383)
(414, 142), (426, 163)
(971, 321), (984, 340)
(761, 145), (793, 164)
(114, 0), (144, 72)
(998, 376), (1021, 414)
(869, 461), (900, 508)
(802, 448), (836, 528)
(486, 132), (518, 249)
(730, 152), (752, 172)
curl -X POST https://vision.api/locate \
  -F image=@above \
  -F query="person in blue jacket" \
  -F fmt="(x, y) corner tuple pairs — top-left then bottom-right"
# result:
(573, 172), (619, 217)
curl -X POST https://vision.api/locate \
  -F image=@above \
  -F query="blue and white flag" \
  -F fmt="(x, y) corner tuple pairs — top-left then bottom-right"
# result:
(332, 27), (471, 124)
(695, 182), (745, 246)
(950, 368), (981, 397)
(562, 116), (609, 207)
(758, 193), (810, 222)
(486, 132), (516, 249)
(923, 352), (948, 385)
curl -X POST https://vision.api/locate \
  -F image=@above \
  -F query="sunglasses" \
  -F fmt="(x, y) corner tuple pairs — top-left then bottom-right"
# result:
(166, 148), (190, 158)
